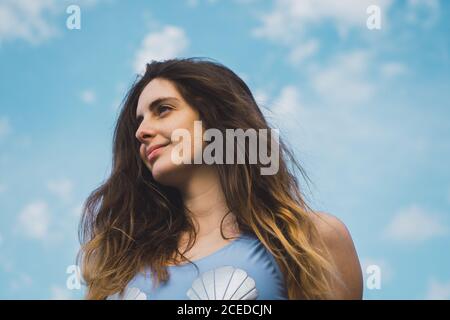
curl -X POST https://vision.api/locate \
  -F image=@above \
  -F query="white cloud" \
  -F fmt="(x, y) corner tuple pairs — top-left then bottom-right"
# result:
(271, 85), (304, 117)
(47, 178), (73, 201)
(259, 81), (384, 146)
(252, 0), (392, 44)
(259, 69), (431, 161)
(312, 50), (375, 105)
(253, 89), (270, 107)
(406, 0), (440, 28)
(288, 39), (319, 65)
(17, 201), (50, 240)
(16, 199), (76, 245)
(0, 116), (11, 139)
(0, 0), (57, 44)
(0, 0), (102, 45)
(0, 232), (3, 246)
(260, 85), (310, 133)
(50, 285), (73, 300)
(10, 273), (33, 291)
(255, 80), (441, 213)
(186, 0), (219, 6)
(0, 183), (7, 193)
(72, 202), (84, 217)
(380, 62), (408, 78)
(80, 90), (96, 105)
(133, 25), (189, 74)
(384, 205), (448, 243)
(251, 0), (397, 69)
(186, 0), (199, 7)
(426, 278), (450, 299)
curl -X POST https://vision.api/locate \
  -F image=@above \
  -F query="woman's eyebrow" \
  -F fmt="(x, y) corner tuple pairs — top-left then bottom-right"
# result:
(136, 97), (179, 118)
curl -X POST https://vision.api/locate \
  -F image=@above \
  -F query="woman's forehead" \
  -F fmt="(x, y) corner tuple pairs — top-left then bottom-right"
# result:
(136, 78), (182, 114)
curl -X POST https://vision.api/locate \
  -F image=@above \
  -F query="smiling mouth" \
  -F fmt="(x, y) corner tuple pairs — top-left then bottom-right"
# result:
(146, 143), (169, 162)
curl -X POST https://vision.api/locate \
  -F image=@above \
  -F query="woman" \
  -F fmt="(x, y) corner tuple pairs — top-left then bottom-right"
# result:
(78, 57), (363, 300)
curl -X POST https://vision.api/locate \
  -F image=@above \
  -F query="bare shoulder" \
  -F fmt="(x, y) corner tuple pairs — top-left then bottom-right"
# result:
(310, 211), (364, 299)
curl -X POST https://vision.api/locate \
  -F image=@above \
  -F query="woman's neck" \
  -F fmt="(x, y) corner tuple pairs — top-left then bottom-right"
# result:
(179, 166), (238, 239)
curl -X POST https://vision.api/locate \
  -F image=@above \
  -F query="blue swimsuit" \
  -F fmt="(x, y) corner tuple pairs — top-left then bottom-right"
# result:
(108, 232), (288, 300)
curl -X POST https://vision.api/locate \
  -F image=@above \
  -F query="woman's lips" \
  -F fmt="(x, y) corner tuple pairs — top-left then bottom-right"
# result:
(146, 144), (168, 163)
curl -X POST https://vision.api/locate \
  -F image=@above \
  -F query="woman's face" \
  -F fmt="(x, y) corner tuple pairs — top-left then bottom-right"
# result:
(135, 78), (202, 186)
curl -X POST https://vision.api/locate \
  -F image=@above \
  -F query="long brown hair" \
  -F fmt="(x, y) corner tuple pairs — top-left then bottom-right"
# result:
(78, 57), (340, 299)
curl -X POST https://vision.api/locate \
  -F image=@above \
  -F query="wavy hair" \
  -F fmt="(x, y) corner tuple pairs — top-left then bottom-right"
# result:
(77, 57), (340, 299)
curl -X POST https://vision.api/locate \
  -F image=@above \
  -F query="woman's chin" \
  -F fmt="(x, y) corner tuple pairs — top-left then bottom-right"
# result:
(150, 160), (181, 186)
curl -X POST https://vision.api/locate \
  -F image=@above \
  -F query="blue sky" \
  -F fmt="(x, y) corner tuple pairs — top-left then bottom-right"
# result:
(0, 0), (449, 299)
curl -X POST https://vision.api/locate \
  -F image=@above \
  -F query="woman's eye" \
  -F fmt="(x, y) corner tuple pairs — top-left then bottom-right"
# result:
(157, 105), (171, 116)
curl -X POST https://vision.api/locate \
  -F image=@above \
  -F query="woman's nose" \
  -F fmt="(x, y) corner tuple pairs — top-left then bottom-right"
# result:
(135, 122), (156, 143)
